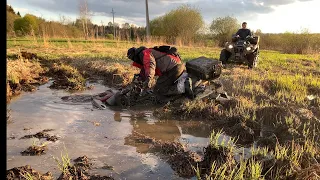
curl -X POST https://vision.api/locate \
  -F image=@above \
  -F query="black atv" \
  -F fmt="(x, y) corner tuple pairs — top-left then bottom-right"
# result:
(220, 35), (260, 68)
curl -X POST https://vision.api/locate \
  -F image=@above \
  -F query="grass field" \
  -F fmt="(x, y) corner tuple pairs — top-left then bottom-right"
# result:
(6, 38), (320, 179)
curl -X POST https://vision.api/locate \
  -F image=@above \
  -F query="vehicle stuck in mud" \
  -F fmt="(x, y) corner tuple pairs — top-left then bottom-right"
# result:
(90, 56), (231, 109)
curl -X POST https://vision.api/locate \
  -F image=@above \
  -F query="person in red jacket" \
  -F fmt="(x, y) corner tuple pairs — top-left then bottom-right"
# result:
(127, 46), (193, 98)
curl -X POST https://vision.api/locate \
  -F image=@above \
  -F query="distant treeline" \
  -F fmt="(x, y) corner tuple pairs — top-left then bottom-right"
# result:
(6, 4), (320, 54)
(7, 5), (145, 40)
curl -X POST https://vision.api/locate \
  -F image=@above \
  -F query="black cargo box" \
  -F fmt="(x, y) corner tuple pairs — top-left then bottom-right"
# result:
(186, 56), (222, 80)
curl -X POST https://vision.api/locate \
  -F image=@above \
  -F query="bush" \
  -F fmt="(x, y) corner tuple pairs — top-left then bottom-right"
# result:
(7, 10), (19, 35)
(150, 4), (204, 44)
(259, 32), (320, 54)
(23, 14), (39, 35)
(106, 34), (114, 39)
(210, 16), (239, 47)
(14, 18), (30, 36)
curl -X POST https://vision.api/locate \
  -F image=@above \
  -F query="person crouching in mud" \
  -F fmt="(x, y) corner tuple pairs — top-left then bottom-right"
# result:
(127, 46), (194, 100)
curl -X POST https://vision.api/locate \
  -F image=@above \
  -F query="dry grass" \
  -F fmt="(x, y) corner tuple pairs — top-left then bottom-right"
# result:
(7, 58), (44, 85)
(6, 57), (47, 102)
(8, 31), (320, 54)
(65, 58), (139, 87)
(47, 62), (86, 91)
(259, 33), (320, 54)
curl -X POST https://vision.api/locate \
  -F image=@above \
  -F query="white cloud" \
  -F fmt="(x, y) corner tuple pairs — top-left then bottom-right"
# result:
(13, 7), (29, 13)
(253, 0), (320, 33)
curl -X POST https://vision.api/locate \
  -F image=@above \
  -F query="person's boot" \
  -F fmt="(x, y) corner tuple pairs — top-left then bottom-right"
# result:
(184, 77), (194, 99)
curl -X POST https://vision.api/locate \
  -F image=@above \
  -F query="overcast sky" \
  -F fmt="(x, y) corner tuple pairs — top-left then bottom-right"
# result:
(7, 0), (320, 33)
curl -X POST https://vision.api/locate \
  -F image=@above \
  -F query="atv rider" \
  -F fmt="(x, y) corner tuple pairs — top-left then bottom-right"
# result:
(220, 22), (254, 65)
(127, 46), (194, 100)
(235, 22), (253, 40)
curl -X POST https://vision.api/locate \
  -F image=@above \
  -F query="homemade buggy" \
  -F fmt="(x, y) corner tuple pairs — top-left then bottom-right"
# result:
(91, 56), (231, 109)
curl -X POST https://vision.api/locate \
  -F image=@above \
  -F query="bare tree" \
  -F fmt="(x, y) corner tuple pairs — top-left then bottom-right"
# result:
(78, 0), (90, 39)
(111, 8), (115, 39)
(145, 0), (150, 42)
(101, 20), (105, 37)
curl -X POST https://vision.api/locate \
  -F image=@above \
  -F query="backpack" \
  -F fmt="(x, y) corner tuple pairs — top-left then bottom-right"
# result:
(152, 45), (181, 59)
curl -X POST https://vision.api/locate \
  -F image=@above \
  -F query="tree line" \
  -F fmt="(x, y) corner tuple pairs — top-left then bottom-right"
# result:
(7, 4), (319, 54)
(6, 4), (146, 40)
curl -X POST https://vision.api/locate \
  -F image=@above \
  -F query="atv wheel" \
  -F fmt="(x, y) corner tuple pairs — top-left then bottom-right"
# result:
(247, 53), (256, 69)
(252, 56), (258, 68)
(219, 49), (230, 65)
(253, 50), (259, 67)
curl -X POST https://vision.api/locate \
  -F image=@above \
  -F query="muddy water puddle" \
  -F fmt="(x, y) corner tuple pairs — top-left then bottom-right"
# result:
(7, 81), (242, 179)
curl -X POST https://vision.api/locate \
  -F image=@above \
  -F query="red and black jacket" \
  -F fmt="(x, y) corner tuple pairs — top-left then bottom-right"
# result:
(132, 48), (182, 82)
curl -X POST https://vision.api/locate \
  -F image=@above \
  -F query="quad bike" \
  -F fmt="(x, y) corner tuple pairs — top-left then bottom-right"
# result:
(114, 57), (231, 108)
(220, 35), (260, 68)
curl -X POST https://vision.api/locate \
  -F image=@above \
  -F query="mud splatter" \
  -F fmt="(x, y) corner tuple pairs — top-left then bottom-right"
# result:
(21, 144), (47, 156)
(20, 129), (59, 142)
(6, 165), (53, 180)
(57, 155), (115, 180)
(7, 108), (11, 122)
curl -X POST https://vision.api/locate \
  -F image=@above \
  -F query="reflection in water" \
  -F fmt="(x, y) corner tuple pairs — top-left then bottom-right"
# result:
(115, 111), (217, 155)
(179, 121), (214, 138)
(121, 111), (181, 153)
(114, 111), (122, 122)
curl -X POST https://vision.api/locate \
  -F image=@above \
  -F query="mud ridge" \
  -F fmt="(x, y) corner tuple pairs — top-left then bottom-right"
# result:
(21, 144), (48, 156)
(57, 155), (114, 180)
(128, 131), (233, 178)
(20, 129), (59, 142)
(6, 165), (53, 180)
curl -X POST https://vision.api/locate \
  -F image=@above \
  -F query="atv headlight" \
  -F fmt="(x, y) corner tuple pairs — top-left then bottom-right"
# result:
(246, 47), (251, 51)
(228, 45), (233, 49)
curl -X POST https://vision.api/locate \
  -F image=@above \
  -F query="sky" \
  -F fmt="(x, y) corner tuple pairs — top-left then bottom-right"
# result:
(7, 0), (320, 33)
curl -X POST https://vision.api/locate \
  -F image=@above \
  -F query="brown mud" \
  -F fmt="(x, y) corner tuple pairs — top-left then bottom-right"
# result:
(63, 58), (138, 87)
(21, 144), (48, 156)
(154, 98), (320, 149)
(7, 52), (50, 101)
(287, 164), (320, 180)
(46, 62), (87, 91)
(7, 108), (12, 122)
(153, 99), (261, 147)
(20, 129), (59, 142)
(127, 130), (234, 178)
(57, 155), (114, 180)
(7, 165), (54, 180)
(7, 69), (49, 103)
(6, 156), (114, 180)
(7, 51), (137, 103)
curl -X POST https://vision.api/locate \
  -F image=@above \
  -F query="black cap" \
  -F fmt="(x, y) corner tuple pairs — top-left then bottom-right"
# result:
(127, 47), (136, 60)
